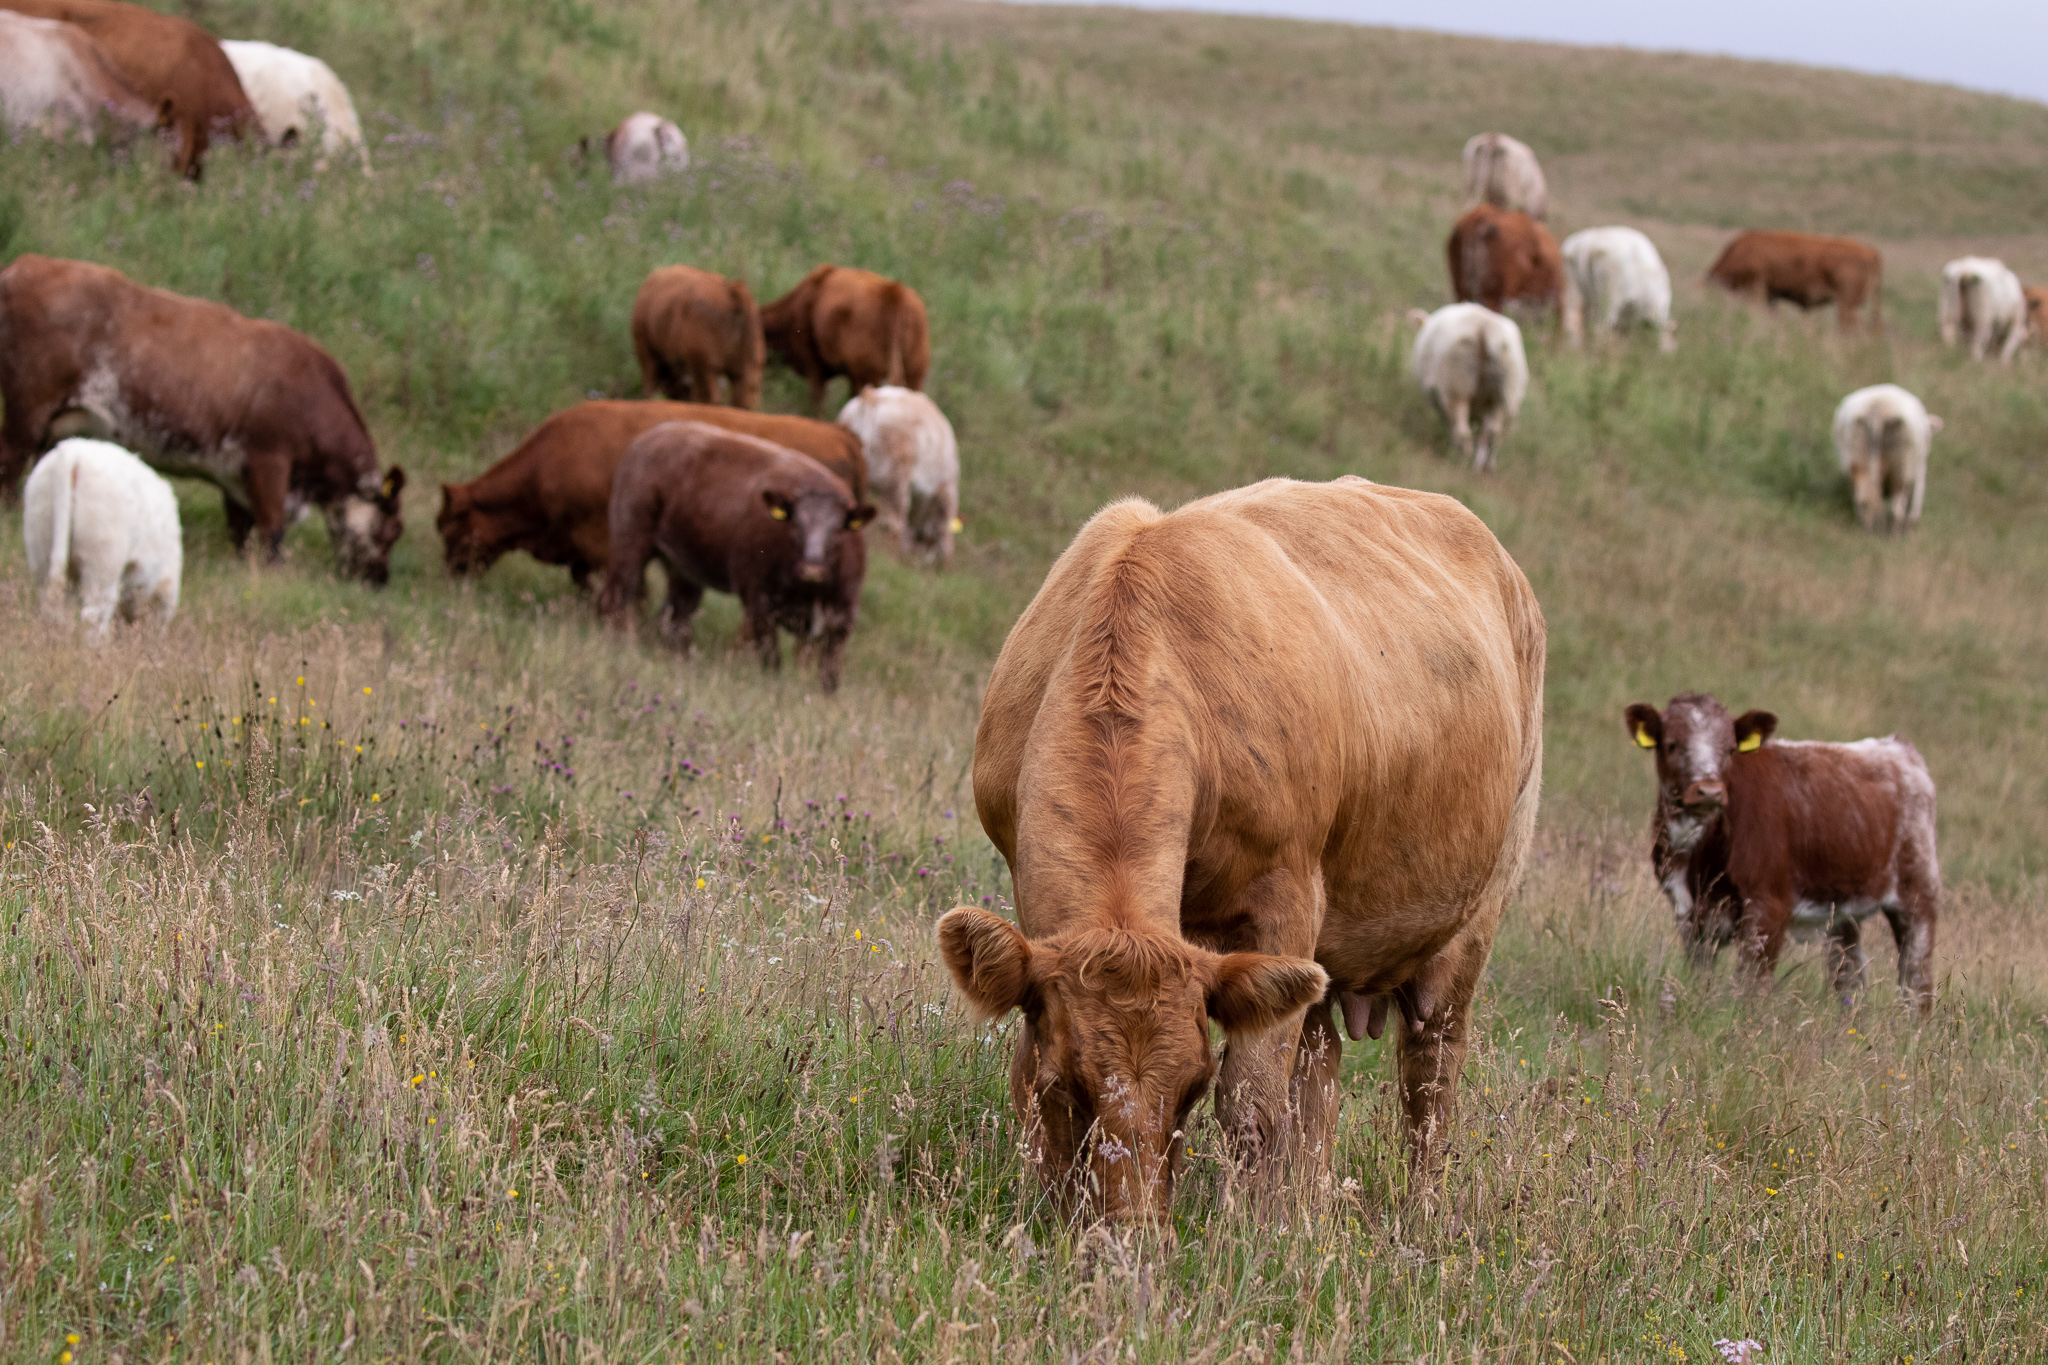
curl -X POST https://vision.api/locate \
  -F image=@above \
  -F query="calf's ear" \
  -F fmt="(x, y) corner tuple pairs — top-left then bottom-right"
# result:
(380, 466), (407, 505)
(937, 908), (1034, 1020)
(845, 503), (877, 531)
(1207, 953), (1329, 1035)
(762, 490), (791, 521)
(1623, 703), (1663, 750)
(1734, 710), (1777, 753)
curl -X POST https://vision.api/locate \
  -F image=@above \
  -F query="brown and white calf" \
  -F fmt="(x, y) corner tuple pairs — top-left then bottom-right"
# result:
(1623, 693), (1938, 1011)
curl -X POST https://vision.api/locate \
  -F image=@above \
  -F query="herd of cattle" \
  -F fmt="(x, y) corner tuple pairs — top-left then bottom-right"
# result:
(0, 4), (1980, 1219)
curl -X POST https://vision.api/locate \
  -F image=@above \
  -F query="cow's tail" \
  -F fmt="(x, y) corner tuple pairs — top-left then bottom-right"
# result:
(40, 449), (77, 609)
(1870, 257), (1885, 333)
(883, 285), (909, 387)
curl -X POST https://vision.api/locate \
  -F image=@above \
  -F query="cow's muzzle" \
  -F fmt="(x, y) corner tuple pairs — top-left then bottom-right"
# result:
(796, 561), (829, 584)
(1681, 780), (1725, 811)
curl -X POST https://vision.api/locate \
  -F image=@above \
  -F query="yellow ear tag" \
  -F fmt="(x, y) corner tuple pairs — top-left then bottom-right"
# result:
(949, 517), (964, 533)
(1738, 732), (1763, 753)
(769, 505), (788, 520)
(1634, 724), (1655, 749)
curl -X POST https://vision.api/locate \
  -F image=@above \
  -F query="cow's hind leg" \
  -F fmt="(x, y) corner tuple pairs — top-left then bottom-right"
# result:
(738, 599), (783, 672)
(1447, 396), (1475, 465)
(1826, 917), (1868, 1006)
(657, 576), (705, 652)
(1392, 937), (1488, 1186)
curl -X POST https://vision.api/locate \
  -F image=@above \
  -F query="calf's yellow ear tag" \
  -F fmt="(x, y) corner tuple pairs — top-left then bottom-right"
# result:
(1633, 724), (1655, 749)
(1738, 732), (1763, 753)
(769, 505), (788, 521)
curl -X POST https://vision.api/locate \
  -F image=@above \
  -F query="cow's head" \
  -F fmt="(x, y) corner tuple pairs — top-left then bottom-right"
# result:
(937, 908), (1327, 1223)
(436, 483), (494, 576)
(328, 466), (406, 586)
(762, 488), (874, 583)
(1623, 693), (1776, 849)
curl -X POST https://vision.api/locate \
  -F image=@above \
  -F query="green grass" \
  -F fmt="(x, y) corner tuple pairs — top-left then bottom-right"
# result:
(0, 0), (2044, 1359)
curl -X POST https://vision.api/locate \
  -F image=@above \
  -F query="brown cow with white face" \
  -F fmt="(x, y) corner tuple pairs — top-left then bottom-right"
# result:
(1623, 693), (1938, 1011)
(941, 477), (1546, 1222)
(0, 255), (403, 583)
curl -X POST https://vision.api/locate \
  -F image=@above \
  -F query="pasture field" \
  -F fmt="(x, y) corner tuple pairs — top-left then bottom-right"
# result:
(1, 0), (2045, 1360)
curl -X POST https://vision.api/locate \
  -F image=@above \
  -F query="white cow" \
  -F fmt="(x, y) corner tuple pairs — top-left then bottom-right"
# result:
(836, 385), (961, 568)
(1832, 385), (1941, 534)
(1462, 132), (1548, 220)
(606, 111), (688, 186)
(1562, 226), (1676, 351)
(23, 438), (181, 642)
(0, 10), (156, 144)
(1409, 303), (1529, 472)
(1937, 256), (2025, 363)
(220, 40), (368, 171)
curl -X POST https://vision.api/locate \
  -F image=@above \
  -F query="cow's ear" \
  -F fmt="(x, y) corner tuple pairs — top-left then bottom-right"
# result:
(1734, 710), (1777, 753)
(1624, 703), (1663, 750)
(762, 490), (791, 521)
(937, 908), (1034, 1020)
(380, 466), (407, 505)
(845, 503), (877, 531)
(1207, 953), (1328, 1035)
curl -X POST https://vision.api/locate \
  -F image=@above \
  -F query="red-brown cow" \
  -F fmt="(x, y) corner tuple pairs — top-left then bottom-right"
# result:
(0, 255), (403, 582)
(1448, 205), (1563, 320)
(1624, 693), (1937, 1011)
(1707, 230), (1884, 334)
(1, 0), (255, 178)
(597, 421), (874, 693)
(760, 265), (930, 412)
(2025, 286), (2048, 348)
(631, 266), (764, 409)
(437, 401), (865, 584)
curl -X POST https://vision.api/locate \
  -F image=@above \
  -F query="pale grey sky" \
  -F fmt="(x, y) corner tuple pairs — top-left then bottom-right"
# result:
(999, 1), (2048, 105)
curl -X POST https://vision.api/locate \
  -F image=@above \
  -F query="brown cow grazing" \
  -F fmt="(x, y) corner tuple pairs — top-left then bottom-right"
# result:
(1448, 204), (1563, 321)
(1707, 230), (1884, 334)
(0, 0), (255, 178)
(0, 255), (404, 583)
(2026, 287), (2048, 347)
(939, 477), (1546, 1221)
(597, 422), (874, 693)
(438, 401), (865, 584)
(631, 266), (764, 409)
(760, 264), (930, 412)
(1623, 693), (1937, 1012)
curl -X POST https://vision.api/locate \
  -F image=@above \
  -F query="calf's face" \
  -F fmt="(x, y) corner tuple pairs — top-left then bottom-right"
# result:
(328, 467), (406, 586)
(937, 907), (1326, 1223)
(762, 488), (875, 582)
(1624, 693), (1777, 847)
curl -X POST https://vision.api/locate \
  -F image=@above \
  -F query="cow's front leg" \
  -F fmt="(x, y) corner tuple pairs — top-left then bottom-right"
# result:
(1826, 917), (1868, 1005)
(1214, 865), (1327, 1187)
(243, 456), (292, 564)
(737, 599), (783, 672)
(224, 498), (256, 555)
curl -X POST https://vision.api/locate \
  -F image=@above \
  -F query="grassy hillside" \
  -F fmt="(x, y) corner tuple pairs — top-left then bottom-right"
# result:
(0, 1), (2043, 1360)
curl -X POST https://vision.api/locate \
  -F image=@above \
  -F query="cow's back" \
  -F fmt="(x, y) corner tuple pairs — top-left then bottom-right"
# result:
(1729, 737), (1936, 906)
(978, 478), (1543, 957)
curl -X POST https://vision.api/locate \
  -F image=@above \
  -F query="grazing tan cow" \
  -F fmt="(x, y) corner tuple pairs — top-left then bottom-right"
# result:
(1624, 694), (1938, 1012)
(761, 265), (930, 412)
(437, 401), (865, 584)
(220, 39), (368, 172)
(1409, 304), (1528, 472)
(1707, 230), (1883, 333)
(835, 385), (960, 567)
(1448, 204), (1563, 322)
(631, 266), (764, 409)
(940, 477), (1546, 1221)
(0, 10), (155, 144)
(0, 255), (403, 583)
(2025, 287), (2048, 347)
(0, 0), (254, 178)
(606, 111), (687, 185)
(1461, 132), (1548, 220)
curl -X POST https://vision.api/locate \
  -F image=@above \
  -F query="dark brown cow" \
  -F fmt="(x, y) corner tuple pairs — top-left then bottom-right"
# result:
(1624, 693), (1937, 1011)
(0, 255), (403, 582)
(1707, 230), (1884, 333)
(631, 266), (763, 409)
(1447, 204), (1563, 320)
(940, 478), (1546, 1221)
(437, 401), (865, 583)
(760, 264), (930, 412)
(0, 0), (255, 178)
(597, 422), (874, 693)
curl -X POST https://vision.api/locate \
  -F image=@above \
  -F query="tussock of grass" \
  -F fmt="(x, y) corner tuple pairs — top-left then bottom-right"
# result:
(1, 0), (2044, 1359)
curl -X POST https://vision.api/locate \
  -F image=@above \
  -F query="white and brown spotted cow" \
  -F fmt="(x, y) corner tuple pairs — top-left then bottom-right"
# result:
(1623, 693), (1938, 1012)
